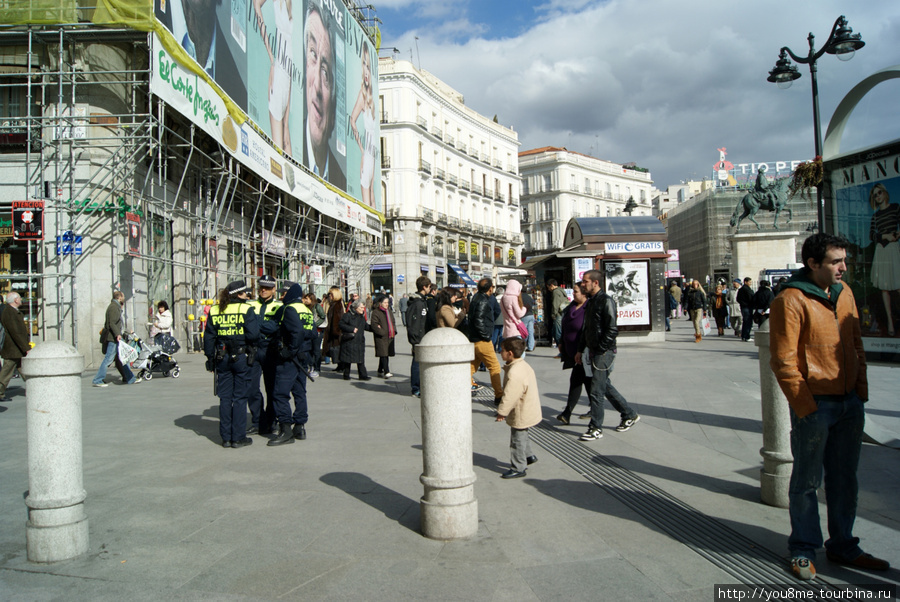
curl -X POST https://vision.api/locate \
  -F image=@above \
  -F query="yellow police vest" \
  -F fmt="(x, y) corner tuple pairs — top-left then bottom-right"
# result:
(248, 298), (282, 320)
(208, 302), (254, 337)
(282, 302), (314, 332)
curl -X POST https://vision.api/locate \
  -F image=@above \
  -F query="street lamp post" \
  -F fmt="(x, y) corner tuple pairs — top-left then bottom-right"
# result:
(767, 15), (864, 233)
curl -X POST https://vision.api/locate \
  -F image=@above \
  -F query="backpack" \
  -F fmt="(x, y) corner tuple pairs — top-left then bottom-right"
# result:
(406, 294), (436, 345)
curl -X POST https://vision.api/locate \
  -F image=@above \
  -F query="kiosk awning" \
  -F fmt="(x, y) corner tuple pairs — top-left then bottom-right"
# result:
(448, 263), (477, 287)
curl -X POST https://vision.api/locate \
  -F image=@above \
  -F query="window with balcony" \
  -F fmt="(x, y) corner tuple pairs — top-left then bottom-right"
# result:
(542, 174), (551, 192)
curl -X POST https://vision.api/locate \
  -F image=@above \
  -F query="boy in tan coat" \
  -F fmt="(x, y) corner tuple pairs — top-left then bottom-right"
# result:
(495, 337), (542, 479)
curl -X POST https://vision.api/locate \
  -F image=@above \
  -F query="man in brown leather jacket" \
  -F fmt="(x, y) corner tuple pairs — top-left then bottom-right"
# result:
(769, 233), (889, 580)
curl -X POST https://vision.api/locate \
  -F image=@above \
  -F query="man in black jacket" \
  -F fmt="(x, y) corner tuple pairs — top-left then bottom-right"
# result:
(468, 278), (503, 403)
(737, 277), (755, 342)
(574, 270), (639, 441)
(406, 276), (436, 398)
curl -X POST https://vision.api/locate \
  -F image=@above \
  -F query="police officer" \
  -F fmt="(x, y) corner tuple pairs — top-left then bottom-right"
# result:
(246, 275), (282, 435)
(204, 280), (260, 448)
(268, 282), (315, 446)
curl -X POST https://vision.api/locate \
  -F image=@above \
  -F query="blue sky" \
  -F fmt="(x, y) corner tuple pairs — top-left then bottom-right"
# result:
(372, 0), (900, 190)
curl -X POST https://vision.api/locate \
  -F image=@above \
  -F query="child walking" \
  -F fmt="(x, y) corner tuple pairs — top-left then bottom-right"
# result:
(495, 337), (542, 479)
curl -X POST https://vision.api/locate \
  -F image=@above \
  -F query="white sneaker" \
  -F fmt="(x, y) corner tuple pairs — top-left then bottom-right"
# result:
(93, 382), (109, 387)
(384, 372), (393, 378)
(579, 428), (603, 441)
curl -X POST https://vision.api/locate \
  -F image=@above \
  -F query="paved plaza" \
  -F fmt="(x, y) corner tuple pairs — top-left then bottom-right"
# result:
(0, 318), (897, 600)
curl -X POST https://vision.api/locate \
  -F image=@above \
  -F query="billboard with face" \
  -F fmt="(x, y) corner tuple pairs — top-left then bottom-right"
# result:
(153, 0), (381, 220)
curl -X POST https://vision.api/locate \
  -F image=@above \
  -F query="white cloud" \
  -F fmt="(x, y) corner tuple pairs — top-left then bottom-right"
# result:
(381, 0), (900, 188)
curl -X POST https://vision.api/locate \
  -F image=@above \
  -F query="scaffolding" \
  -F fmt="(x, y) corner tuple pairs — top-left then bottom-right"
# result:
(0, 23), (381, 356)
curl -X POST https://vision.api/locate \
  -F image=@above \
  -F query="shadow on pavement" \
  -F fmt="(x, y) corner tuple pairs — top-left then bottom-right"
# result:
(173, 405), (221, 444)
(319, 472), (419, 533)
(604, 455), (760, 502)
(527, 477), (791, 573)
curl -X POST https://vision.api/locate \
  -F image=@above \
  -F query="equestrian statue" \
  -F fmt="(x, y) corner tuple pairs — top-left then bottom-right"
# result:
(730, 166), (793, 232)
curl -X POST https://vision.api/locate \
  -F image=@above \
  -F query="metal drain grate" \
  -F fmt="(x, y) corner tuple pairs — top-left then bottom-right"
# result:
(474, 391), (845, 593)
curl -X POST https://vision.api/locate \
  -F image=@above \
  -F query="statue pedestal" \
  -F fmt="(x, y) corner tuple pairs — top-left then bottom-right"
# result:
(731, 231), (799, 283)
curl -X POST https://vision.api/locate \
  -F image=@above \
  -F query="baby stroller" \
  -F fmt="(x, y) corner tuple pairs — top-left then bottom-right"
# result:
(123, 332), (181, 381)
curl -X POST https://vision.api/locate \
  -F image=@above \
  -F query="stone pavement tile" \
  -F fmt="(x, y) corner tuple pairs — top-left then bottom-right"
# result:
(287, 557), (528, 601)
(522, 558), (671, 601)
(2, 539), (232, 589)
(180, 549), (355, 598)
(0, 569), (249, 602)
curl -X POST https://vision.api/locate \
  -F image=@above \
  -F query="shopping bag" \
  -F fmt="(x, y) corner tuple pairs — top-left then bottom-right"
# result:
(701, 316), (711, 336)
(117, 339), (139, 365)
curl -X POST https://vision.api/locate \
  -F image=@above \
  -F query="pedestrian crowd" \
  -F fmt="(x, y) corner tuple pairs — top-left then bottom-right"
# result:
(84, 243), (891, 581)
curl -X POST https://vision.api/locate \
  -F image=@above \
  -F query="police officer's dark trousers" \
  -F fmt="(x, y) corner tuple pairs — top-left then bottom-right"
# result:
(258, 346), (279, 432)
(248, 345), (275, 429)
(273, 359), (308, 426)
(216, 353), (250, 443)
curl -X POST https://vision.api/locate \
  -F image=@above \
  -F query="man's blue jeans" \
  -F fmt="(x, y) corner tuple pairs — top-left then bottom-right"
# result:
(522, 314), (535, 351)
(410, 354), (420, 394)
(740, 307), (754, 341)
(552, 316), (563, 346)
(587, 350), (636, 431)
(788, 394), (865, 562)
(92, 340), (134, 384)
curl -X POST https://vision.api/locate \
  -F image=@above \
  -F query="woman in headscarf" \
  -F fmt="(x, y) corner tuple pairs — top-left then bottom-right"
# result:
(500, 279), (527, 340)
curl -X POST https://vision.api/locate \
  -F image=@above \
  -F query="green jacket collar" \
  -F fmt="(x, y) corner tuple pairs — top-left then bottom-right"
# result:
(780, 270), (843, 305)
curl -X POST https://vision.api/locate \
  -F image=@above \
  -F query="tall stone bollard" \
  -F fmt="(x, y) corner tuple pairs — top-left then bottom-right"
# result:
(754, 321), (792, 508)
(21, 341), (89, 562)
(416, 328), (478, 540)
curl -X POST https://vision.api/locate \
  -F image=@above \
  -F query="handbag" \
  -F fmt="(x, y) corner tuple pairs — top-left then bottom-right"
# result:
(701, 316), (711, 336)
(158, 333), (181, 354)
(515, 320), (528, 339)
(340, 331), (355, 343)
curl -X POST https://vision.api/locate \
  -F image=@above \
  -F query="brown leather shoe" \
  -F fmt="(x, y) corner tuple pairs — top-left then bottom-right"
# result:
(826, 551), (890, 571)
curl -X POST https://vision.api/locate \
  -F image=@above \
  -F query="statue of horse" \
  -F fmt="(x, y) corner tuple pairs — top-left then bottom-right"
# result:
(729, 177), (792, 232)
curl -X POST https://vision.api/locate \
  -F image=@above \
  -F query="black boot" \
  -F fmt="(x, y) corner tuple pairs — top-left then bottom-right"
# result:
(293, 423), (307, 440)
(267, 422), (295, 446)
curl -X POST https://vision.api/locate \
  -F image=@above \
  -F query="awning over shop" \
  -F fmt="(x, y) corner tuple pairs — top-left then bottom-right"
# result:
(518, 254), (554, 271)
(370, 263), (392, 271)
(448, 263), (477, 287)
(435, 266), (445, 273)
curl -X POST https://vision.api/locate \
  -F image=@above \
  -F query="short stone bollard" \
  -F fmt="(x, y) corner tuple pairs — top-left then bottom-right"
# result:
(21, 341), (89, 562)
(755, 321), (792, 508)
(416, 328), (478, 540)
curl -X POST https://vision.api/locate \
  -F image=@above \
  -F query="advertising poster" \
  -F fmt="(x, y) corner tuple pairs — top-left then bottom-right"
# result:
(573, 257), (593, 282)
(824, 139), (900, 355)
(603, 261), (649, 326)
(12, 200), (44, 241)
(152, 0), (382, 218)
(126, 212), (141, 256)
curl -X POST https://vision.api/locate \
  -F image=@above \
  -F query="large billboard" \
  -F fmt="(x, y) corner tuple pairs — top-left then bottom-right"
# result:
(152, 0), (381, 220)
(824, 138), (900, 357)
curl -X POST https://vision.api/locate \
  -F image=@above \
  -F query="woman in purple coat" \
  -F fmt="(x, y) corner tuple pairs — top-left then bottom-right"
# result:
(555, 283), (590, 424)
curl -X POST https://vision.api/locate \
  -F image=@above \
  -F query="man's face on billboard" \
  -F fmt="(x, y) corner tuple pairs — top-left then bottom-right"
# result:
(306, 10), (333, 154)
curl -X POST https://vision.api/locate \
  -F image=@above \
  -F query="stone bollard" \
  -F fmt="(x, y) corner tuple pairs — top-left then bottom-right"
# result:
(416, 327), (478, 540)
(21, 341), (89, 562)
(754, 321), (792, 508)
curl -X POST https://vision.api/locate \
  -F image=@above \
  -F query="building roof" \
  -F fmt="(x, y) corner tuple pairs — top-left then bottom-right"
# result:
(569, 216), (666, 238)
